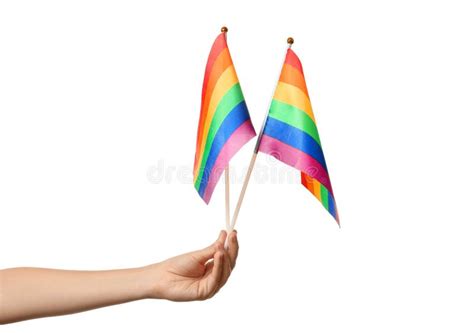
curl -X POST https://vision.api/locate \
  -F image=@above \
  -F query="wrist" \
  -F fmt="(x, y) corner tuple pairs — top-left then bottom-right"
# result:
(137, 263), (164, 300)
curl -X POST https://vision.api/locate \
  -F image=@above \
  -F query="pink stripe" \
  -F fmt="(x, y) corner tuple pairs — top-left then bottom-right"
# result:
(202, 120), (256, 204)
(259, 134), (333, 195)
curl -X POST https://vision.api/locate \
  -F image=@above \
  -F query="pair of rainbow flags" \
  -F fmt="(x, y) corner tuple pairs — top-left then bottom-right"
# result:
(193, 28), (339, 225)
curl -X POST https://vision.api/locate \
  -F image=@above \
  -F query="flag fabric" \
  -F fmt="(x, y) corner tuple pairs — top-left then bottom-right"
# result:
(193, 31), (256, 204)
(258, 48), (339, 223)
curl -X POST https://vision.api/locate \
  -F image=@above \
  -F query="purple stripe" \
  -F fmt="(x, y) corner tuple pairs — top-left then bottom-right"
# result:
(202, 120), (256, 204)
(259, 134), (333, 195)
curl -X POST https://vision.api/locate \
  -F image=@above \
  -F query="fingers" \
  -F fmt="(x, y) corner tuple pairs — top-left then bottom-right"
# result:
(192, 246), (216, 264)
(217, 248), (233, 291)
(192, 230), (227, 264)
(216, 230), (227, 245)
(205, 249), (224, 298)
(227, 230), (239, 269)
(213, 232), (236, 294)
(200, 230), (239, 299)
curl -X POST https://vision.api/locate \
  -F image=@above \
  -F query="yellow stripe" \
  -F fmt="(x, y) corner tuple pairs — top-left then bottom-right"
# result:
(195, 65), (239, 174)
(280, 64), (308, 96)
(312, 178), (322, 201)
(273, 81), (315, 122)
(201, 48), (232, 116)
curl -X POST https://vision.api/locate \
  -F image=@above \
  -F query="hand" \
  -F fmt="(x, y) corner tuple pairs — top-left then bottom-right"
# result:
(0, 231), (238, 324)
(145, 230), (239, 301)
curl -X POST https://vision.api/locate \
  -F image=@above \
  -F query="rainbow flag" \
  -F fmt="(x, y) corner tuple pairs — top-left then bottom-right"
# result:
(258, 48), (339, 223)
(193, 30), (256, 204)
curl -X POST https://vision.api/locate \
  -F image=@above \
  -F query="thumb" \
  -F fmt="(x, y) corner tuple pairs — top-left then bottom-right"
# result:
(192, 230), (227, 264)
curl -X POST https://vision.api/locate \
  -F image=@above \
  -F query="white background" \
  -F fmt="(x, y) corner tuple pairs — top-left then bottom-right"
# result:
(1, 0), (473, 332)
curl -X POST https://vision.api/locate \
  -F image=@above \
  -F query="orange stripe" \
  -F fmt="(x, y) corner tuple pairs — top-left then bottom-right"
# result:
(279, 64), (309, 97)
(301, 172), (312, 193)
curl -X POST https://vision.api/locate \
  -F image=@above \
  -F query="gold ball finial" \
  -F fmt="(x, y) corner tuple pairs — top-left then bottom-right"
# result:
(287, 37), (294, 45)
(221, 26), (228, 33)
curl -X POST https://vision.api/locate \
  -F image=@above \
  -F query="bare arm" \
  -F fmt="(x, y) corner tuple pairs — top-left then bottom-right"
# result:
(0, 230), (238, 324)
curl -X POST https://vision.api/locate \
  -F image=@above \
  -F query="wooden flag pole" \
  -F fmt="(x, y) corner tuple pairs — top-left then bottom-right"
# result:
(228, 37), (294, 231)
(228, 151), (257, 231)
(225, 166), (231, 232)
(220, 26), (233, 235)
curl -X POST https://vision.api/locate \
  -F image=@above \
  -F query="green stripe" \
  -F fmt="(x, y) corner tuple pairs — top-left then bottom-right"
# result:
(194, 83), (244, 188)
(268, 100), (320, 145)
(320, 184), (329, 210)
(320, 185), (329, 209)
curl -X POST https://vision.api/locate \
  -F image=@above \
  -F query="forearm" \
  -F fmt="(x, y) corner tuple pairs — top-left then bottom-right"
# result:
(0, 266), (153, 324)
(0, 231), (238, 324)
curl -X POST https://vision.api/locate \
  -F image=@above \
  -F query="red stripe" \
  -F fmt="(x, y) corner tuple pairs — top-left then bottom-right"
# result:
(259, 134), (333, 195)
(201, 33), (227, 100)
(194, 32), (228, 172)
(285, 48), (304, 74)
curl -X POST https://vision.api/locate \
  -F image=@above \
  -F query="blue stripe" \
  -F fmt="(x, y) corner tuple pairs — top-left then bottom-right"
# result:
(327, 192), (336, 218)
(198, 101), (250, 196)
(263, 116), (328, 171)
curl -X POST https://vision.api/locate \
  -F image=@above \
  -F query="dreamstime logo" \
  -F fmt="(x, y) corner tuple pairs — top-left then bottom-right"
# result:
(147, 153), (300, 185)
